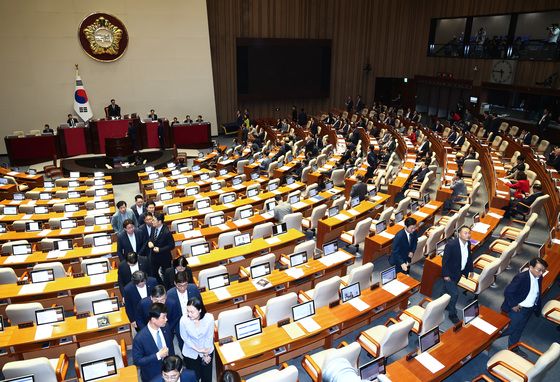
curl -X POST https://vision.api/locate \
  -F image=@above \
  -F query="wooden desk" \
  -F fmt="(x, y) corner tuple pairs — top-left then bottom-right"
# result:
(541, 228), (560, 294)
(420, 208), (505, 296)
(79, 365), (138, 382)
(172, 122), (212, 149)
(387, 152), (417, 204)
(0, 207), (115, 223)
(4, 135), (58, 166)
(363, 201), (443, 263)
(215, 273), (420, 376)
(0, 168), (43, 189)
(144, 172), (238, 197)
(387, 306), (509, 381)
(0, 223), (113, 242)
(0, 194), (114, 207)
(316, 193), (390, 247)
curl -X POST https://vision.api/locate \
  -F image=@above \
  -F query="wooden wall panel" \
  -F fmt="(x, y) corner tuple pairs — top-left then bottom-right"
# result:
(207, 0), (559, 126)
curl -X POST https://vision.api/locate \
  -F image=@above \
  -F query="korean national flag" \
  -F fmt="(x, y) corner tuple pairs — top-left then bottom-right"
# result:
(73, 71), (93, 122)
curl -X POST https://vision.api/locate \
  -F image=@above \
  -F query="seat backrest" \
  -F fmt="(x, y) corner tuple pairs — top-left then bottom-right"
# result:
(0, 268), (18, 284)
(2, 240), (30, 255)
(198, 265), (227, 290)
(444, 213), (460, 239)
(462, 159), (480, 177)
(331, 197), (346, 211)
(312, 276), (342, 309)
(531, 134), (540, 146)
(74, 290), (110, 315)
(75, 339), (125, 377)
(529, 195), (549, 216)
(353, 217), (373, 244)
(525, 213), (539, 228)
(33, 262), (66, 279)
(171, 218), (194, 233)
(394, 197), (410, 215)
(421, 294), (451, 335)
(346, 262), (374, 291)
(250, 253), (275, 272)
(217, 306), (253, 339)
(181, 237), (207, 257)
(264, 292), (298, 326)
(194, 197), (212, 210)
(378, 207), (394, 225)
(474, 258), (501, 294)
(237, 159), (249, 174)
(455, 203), (471, 229)
(526, 170), (537, 185)
(424, 226), (445, 255)
(381, 318), (415, 357)
(234, 206), (253, 221)
(323, 341), (362, 369)
(536, 140), (550, 154)
(12, 220), (33, 232)
(204, 211), (224, 225)
(410, 235), (428, 264)
(80, 258), (111, 274)
(294, 240), (315, 259)
(284, 212), (302, 231)
(252, 222), (273, 239)
(2, 357), (58, 382)
(497, 242), (517, 275)
(308, 205), (328, 230)
(6, 302), (44, 324)
(527, 342), (560, 382)
(217, 230), (242, 248)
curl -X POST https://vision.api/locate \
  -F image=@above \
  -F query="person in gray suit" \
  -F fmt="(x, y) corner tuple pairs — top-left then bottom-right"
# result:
(443, 171), (467, 212)
(273, 195), (293, 223)
(350, 175), (368, 201)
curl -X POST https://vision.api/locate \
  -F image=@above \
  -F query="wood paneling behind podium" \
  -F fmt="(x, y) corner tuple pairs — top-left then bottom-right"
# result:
(207, 0), (559, 125)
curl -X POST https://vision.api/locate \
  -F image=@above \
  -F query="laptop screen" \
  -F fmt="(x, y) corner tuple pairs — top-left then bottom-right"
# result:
(149, 173), (159, 180)
(64, 204), (79, 213)
(235, 317), (262, 340)
(13, 193), (24, 200)
(69, 171), (80, 178)
(219, 169), (228, 176)
(232, 176), (243, 186)
(92, 297), (119, 316)
(167, 204), (182, 215)
(195, 199), (210, 210)
(54, 239), (72, 251)
(192, 165), (201, 171)
(289, 251), (307, 267)
(341, 282), (361, 303)
(273, 223), (287, 236)
(394, 211), (404, 223)
(250, 263), (271, 279)
(207, 273), (230, 290)
(268, 182), (279, 191)
(60, 219), (76, 229)
(93, 235), (111, 247)
(247, 188), (259, 198)
(359, 357), (386, 381)
(234, 233), (251, 247)
(462, 299), (479, 326)
(222, 193), (236, 204)
(93, 215), (110, 226)
(323, 240), (338, 256)
(191, 242), (211, 257)
(68, 180), (80, 187)
(419, 326), (440, 353)
(12, 244), (31, 256)
(251, 172), (259, 180)
(328, 206), (339, 217)
(94, 171), (105, 178)
(199, 173), (209, 181)
(289, 194), (300, 204)
(167, 162), (176, 169)
(186, 187), (199, 196)
(292, 300), (315, 321)
(3, 206), (17, 215)
(26, 222), (42, 232)
(34, 206), (49, 214)
(265, 200), (277, 211)
(210, 182), (222, 191)
(153, 181), (165, 190)
(410, 201), (419, 214)
(308, 188), (318, 197)
(209, 214), (225, 226)
(86, 261), (109, 276)
(30, 269), (54, 283)
(177, 221), (194, 233)
(286, 176), (295, 185)
(39, 193), (52, 200)
(350, 196), (360, 208)
(239, 208), (253, 219)
(69, 191), (82, 198)
(160, 192), (173, 201)
(145, 166), (155, 172)
(44, 181), (54, 188)
(369, 189), (377, 198)
(325, 181), (333, 190)
(177, 177), (190, 185)
(423, 193), (431, 205)
(375, 221), (386, 234)
(94, 201), (109, 209)
(380, 266), (397, 285)
(35, 306), (64, 325)
(1, 375), (34, 382)
(80, 357), (117, 382)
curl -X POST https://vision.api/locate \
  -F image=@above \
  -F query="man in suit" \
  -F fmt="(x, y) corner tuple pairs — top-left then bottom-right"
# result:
(131, 194), (145, 223)
(123, 270), (157, 328)
(42, 124), (54, 134)
(355, 95), (365, 113)
(126, 121), (138, 151)
(135, 285), (180, 333)
(505, 182), (544, 219)
(150, 355), (197, 382)
(273, 195), (293, 223)
(349, 128), (361, 146)
(547, 146), (560, 171)
(158, 121), (165, 149)
(118, 251), (150, 296)
(148, 109), (158, 121)
(537, 108), (551, 134)
(139, 200), (157, 226)
(241, 124), (249, 145)
(167, 270), (202, 347)
(500, 257), (548, 352)
(350, 175), (368, 201)
(389, 217), (418, 274)
(132, 302), (175, 382)
(148, 212), (175, 281)
(365, 146), (379, 180)
(345, 96), (354, 112)
(67, 114), (79, 127)
(297, 108), (308, 126)
(309, 117), (319, 136)
(107, 99), (121, 118)
(417, 139), (430, 159)
(443, 171), (467, 212)
(441, 225), (474, 323)
(117, 219), (144, 261)
(111, 201), (137, 234)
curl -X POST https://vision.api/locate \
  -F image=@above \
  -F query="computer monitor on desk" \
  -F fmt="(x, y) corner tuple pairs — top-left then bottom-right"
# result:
(235, 318), (262, 341)
(375, 221), (386, 234)
(35, 306), (64, 325)
(289, 251), (307, 267)
(86, 261), (109, 276)
(80, 357), (117, 381)
(93, 235), (111, 247)
(191, 242), (210, 257)
(359, 357), (386, 381)
(234, 233), (251, 247)
(12, 244), (31, 256)
(292, 300), (315, 322)
(462, 299), (479, 326)
(239, 208), (253, 219)
(207, 273), (229, 290)
(2, 375), (35, 382)
(380, 266), (396, 286)
(176, 220), (194, 233)
(209, 215), (225, 227)
(30, 269), (54, 283)
(323, 240), (338, 256)
(419, 325), (440, 353)
(341, 282), (360, 303)
(92, 297), (120, 316)
(394, 211), (404, 223)
(93, 215), (110, 226)
(273, 222), (287, 236)
(250, 263), (271, 279)
(328, 206), (339, 217)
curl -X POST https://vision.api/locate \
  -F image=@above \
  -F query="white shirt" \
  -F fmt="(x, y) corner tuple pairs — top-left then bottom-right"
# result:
(136, 285), (148, 299)
(129, 263), (139, 275)
(147, 324), (167, 359)
(519, 272), (540, 308)
(127, 233), (137, 252)
(176, 289), (190, 315)
(459, 239), (469, 270)
(136, 205), (144, 215)
(405, 231), (411, 246)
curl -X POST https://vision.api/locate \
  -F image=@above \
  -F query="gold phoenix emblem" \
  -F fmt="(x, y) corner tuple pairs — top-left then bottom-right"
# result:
(83, 17), (122, 55)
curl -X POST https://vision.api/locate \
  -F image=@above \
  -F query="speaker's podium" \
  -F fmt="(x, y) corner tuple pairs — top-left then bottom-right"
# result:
(105, 137), (133, 158)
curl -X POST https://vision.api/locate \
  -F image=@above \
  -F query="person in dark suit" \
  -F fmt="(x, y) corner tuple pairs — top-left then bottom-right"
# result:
(42, 124), (54, 134)
(291, 105), (298, 122)
(350, 175), (368, 201)
(349, 128), (361, 146)
(389, 217), (418, 274)
(139, 200), (157, 227)
(150, 355), (197, 382)
(135, 285), (181, 333)
(447, 129), (458, 144)
(131, 194), (145, 223)
(309, 117), (319, 136)
(158, 121), (165, 149)
(163, 256), (194, 290)
(167, 270), (202, 347)
(297, 108), (308, 126)
(240, 124), (249, 145)
(365, 146), (379, 180)
(505, 182), (544, 219)
(345, 96), (354, 112)
(441, 225), (474, 323)
(67, 114), (79, 127)
(126, 121), (138, 152)
(118, 251), (150, 296)
(107, 99), (121, 118)
(500, 257), (548, 352)
(117, 219), (144, 261)
(537, 108), (551, 134)
(148, 212), (175, 281)
(132, 302), (175, 382)
(123, 271), (157, 328)
(417, 139), (430, 159)
(148, 109), (158, 121)
(522, 130), (532, 145)
(355, 95), (365, 113)
(547, 146), (560, 171)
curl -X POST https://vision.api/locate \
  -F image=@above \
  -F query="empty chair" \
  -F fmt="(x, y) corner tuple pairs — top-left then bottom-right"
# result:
(536, 139), (550, 154)
(500, 213), (538, 240)
(217, 306), (253, 339)
(284, 212), (303, 231)
(377, 207), (394, 226)
(73, 290), (110, 315)
(409, 235), (428, 265)
(0, 268), (18, 284)
(301, 166), (311, 183)
(216, 230), (242, 249)
(246, 364), (299, 382)
(240, 253), (276, 279)
(236, 159), (249, 174)
(80, 258), (111, 275)
(304, 184), (318, 198)
(233, 206), (253, 220)
(6, 302), (44, 325)
(302, 204), (327, 232)
(530, 134), (540, 146)
(396, 294), (451, 335)
(475, 241), (518, 277)
(204, 211), (225, 225)
(83, 233), (106, 247)
(2, 240), (30, 255)
(393, 197), (411, 217)
(33, 262), (67, 279)
(487, 342), (560, 382)
(255, 292), (298, 327)
(340, 217), (373, 250)
(331, 197), (346, 212)
(404, 176), (430, 200)
(267, 178), (281, 192)
(2, 356), (68, 382)
(299, 276), (342, 309)
(194, 197), (212, 210)
(252, 222), (273, 239)
(542, 300), (560, 325)
(74, 339), (127, 379)
(341, 262), (373, 291)
(197, 265), (227, 290)
(171, 218), (194, 233)
(462, 159), (480, 177)
(302, 341), (361, 382)
(358, 317), (415, 358)
(422, 225), (445, 255)
(458, 258), (502, 298)
(181, 237), (207, 257)
(12, 220), (33, 232)
(294, 240), (316, 259)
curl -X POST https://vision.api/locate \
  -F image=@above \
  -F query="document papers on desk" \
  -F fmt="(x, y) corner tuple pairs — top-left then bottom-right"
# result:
(265, 236), (281, 245)
(347, 209), (360, 216)
(38, 229), (52, 237)
(4, 255), (29, 264)
(424, 203), (437, 209)
(213, 287), (231, 300)
(183, 230), (202, 239)
(19, 282), (46, 295)
(292, 201), (307, 209)
(488, 212), (503, 219)
(331, 213), (347, 221)
(84, 226), (94, 233)
(318, 251), (351, 267)
(471, 222), (490, 234)
(381, 280), (409, 296)
(59, 229), (71, 235)
(415, 211), (429, 218)
(47, 250), (64, 259)
(415, 352), (445, 373)
(287, 183), (300, 189)
(470, 316), (498, 335)
(348, 297), (370, 312)
(283, 322), (305, 339)
(299, 316), (321, 333)
(90, 274), (107, 285)
(552, 239), (560, 245)
(217, 224), (229, 231)
(285, 266), (305, 279)
(233, 218), (251, 227)
(34, 324), (54, 340)
(220, 341), (245, 363)
(378, 231), (395, 240)
(91, 245), (112, 255)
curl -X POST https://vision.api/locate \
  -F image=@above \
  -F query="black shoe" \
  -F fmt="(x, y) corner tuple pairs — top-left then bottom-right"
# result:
(513, 348), (529, 359)
(449, 314), (460, 324)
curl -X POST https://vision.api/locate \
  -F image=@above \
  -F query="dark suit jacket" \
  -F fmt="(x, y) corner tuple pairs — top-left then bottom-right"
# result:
(389, 229), (418, 271)
(150, 371), (197, 382)
(501, 270), (542, 313)
(454, 135), (465, 147)
(417, 141), (430, 157)
(117, 256), (150, 295)
(131, 204), (145, 223)
(149, 114), (158, 121)
(162, 267), (194, 290)
(132, 324), (175, 382)
(442, 238), (473, 283)
(138, 224), (155, 256)
(135, 296), (181, 332)
(166, 286), (202, 333)
(537, 114), (551, 130)
(117, 229), (145, 261)
(108, 104), (121, 117)
(522, 132), (532, 145)
(350, 182), (368, 201)
(150, 225), (175, 268)
(67, 118), (79, 126)
(447, 131), (458, 143)
(123, 277), (157, 323)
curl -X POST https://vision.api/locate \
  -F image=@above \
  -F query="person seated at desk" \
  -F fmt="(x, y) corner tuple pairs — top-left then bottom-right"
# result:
(42, 124), (54, 135)
(107, 98), (121, 119)
(118, 251), (150, 296)
(505, 171), (530, 200)
(149, 109), (158, 121)
(350, 175), (368, 201)
(547, 146), (560, 171)
(124, 270), (158, 329)
(273, 195), (293, 223)
(171, 117), (180, 127)
(150, 355), (197, 382)
(66, 114), (79, 127)
(505, 182), (544, 219)
(506, 155), (527, 179)
(408, 126), (418, 145)
(117, 218), (144, 261)
(195, 115), (204, 123)
(184, 115), (193, 124)
(442, 170), (467, 213)
(132, 302), (175, 382)
(112, 200), (138, 234)
(389, 217), (418, 274)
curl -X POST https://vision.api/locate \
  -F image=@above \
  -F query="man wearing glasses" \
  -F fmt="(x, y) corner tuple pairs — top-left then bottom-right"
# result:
(500, 257), (548, 357)
(151, 355), (196, 382)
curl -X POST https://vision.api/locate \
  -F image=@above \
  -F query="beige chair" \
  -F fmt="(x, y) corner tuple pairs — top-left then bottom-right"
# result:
(341, 262), (373, 291)
(236, 159), (249, 174)
(530, 134), (540, 146)
(284, 212), (303, 231)
(474, 241), (518, 277)
(302, 341), (361, 382)
(499, 213), (538, 241)
(542, 299), (560, 325)
(293, 240), (316, 260)
(217, 306), (253, 340)
(216, 230), (242, 249)
(299, 276), (341, 309)
(2, 355), (69, 382)
(255, 292), (298, 327)
(302, 204), (328, 232)
(73, 290), (110, 315)
(204, 211), (225, 226)
(396, 294), (450, 335)
(0, 268), (18, 284)
(33, 262), (68, 279)
(512, 195), (549, 222)
(74, 339), (127, 379)
(487, 342), (560, 382)
(409, 235), (428, 265)
(12, 130), (25, 137)
(358, 317), (415, 358)
(171, 218), (194, 233)
(340, 217), (373, 250)
(252, 222), (274, 239)
(240, 253), (276, 279)
(233, 206), (253, 221)
(2, 240), (30, 255)
(197, 265), (227, 290)
(377, 207), (394, 226)
(458, 258), (502, 298)
(6, 302), (44, 324)
(536, 139), (550, 155)
(422, 225), (445, 256)
(404, 176), (431, 200)
(246, 364), (299, 382)
(80, 258), (111, 275)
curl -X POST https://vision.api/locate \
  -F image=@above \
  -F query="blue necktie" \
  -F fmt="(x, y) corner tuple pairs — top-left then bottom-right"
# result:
(156, 330), (163, 350)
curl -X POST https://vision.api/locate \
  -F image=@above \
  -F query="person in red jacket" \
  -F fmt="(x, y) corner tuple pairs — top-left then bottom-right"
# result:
(506, 171), (530, 199)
